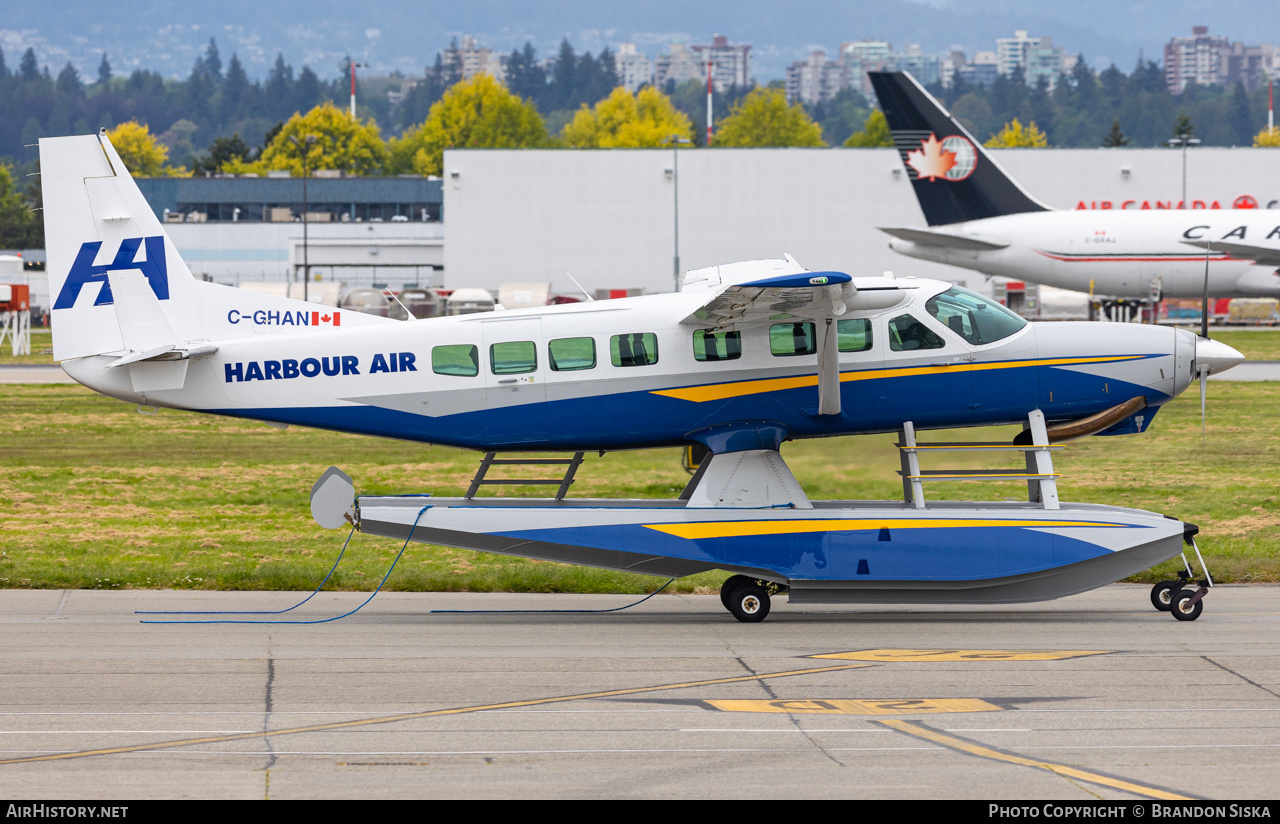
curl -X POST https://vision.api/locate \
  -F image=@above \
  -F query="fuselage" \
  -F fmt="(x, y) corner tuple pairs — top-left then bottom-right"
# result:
(890, 210), (1280, 298)
(63, 276), (1205, 452)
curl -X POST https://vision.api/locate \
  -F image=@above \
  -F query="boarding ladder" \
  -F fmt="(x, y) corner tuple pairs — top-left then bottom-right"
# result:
(464, 452), (588, 501)
(897, 410), (1061, 510)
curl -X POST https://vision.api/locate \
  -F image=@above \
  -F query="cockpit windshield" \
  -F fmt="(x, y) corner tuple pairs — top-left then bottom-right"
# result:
(925, 286), (1028, 346)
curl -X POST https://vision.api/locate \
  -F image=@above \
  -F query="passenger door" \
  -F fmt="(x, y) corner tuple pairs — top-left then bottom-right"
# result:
(480, 317), (547, 445)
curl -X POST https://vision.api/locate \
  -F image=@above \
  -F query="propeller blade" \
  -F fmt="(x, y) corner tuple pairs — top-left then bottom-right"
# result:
(1202, 240), (1211, 338)
(1200, 368), (1208, 444)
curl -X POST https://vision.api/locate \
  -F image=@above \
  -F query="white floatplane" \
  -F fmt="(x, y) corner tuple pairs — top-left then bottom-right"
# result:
(42, 132), (1243, 622)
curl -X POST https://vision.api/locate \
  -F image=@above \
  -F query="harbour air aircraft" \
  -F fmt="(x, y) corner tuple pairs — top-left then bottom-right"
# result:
(869, 71), (1280, 300)
(42, 131), (1243, 622)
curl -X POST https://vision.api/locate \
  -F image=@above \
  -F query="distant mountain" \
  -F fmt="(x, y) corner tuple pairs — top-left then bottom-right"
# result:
(2, 0), (1274, 81)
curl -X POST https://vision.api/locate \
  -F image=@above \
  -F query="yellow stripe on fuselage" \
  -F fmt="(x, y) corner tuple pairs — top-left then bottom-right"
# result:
(650, 355), (1146, 403)
(645, 519), (1124, 541)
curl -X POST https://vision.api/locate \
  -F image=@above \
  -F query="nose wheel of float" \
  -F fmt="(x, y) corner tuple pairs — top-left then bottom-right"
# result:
(720, 575), (787, 623)
(1149, 532), (1213, 621)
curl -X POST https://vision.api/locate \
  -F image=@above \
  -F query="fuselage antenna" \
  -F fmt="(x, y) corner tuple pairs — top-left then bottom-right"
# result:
(566, 270), (595, 302)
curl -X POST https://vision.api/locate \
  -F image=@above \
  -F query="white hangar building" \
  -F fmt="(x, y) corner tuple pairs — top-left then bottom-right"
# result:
(441, 147), (1280, 297)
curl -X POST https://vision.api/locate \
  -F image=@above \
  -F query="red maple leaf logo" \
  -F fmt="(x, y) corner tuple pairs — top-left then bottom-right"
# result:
(906, 134), (957, 181)
(321, 314), (331, 324)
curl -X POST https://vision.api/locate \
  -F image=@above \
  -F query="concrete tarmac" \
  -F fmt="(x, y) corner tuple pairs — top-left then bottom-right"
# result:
(1, 586), (1278, 800)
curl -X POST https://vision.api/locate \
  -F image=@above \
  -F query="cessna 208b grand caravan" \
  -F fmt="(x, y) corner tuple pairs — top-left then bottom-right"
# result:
(869, 71), (1280, 299)
(42, 132), (1242, 622)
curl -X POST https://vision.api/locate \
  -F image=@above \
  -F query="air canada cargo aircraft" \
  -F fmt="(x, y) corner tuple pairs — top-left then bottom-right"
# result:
(869, 71), (1280, 299)
(42, 132), (1242, 622)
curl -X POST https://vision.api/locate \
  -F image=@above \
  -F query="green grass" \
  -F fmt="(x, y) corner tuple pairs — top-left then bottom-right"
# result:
(1, 381), (1276, 592)
(0, 329), (53, 365)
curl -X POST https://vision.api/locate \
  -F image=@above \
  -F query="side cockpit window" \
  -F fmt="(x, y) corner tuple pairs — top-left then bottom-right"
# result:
(888, 314), (945, 352)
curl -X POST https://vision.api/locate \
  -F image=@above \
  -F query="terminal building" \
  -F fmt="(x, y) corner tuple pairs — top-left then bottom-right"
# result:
(134, 176), (444, 289)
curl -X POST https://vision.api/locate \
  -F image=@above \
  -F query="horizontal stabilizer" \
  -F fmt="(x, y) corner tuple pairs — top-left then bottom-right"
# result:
(879, 226), (1009, 251)
(1179, 239), (1280, 267)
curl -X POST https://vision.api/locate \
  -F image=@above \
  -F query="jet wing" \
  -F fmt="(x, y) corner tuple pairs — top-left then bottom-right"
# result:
(1180, 239), (1280, 267)
(878, 226), (1009, 251)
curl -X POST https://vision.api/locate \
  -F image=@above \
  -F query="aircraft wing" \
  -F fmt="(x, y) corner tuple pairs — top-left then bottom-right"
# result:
(681, 271), (905, 417)
(1180, 239), (1280, 267)
(878, 226), (1009, 251)
(680, 271), (856, 329)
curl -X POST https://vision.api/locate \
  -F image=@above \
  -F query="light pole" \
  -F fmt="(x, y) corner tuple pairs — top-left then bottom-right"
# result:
(665, 134), (692, 292)
(289, 134), (317, 303)
(1167, 133), (1201, 208)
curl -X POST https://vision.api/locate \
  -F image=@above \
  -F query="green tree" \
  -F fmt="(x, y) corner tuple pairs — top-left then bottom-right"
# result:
(107, 121), (172, 176)
(193, 133), (252, 175)
(713, 88), (824, 148)
(388, 74), (549, 177)
(0, 164), (41, 248)
(844, 109), (893, 147)
(561, 86), (693, 148)
(256, 102), (387, 176)
(1172, 109), (1195, 139)
(1101, 119), (1130, 147)
(985, 118), (1048, 148)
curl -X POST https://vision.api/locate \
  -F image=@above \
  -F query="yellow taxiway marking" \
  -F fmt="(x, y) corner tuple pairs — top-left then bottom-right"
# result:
(812, 649), (1112, 663)
(650, 356), (1146, 403)
(707, 698), (1001, 716)
(646, 519), (1122, 540)
(0, 662), (869, 766)
(879, 719), (1193, 800)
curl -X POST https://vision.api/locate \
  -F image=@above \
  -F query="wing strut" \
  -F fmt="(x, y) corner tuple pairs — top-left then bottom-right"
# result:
(816, 317), (841, 416)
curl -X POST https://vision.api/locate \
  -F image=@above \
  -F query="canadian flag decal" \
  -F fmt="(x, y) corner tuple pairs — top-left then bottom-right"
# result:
(312, 311), (341, 327)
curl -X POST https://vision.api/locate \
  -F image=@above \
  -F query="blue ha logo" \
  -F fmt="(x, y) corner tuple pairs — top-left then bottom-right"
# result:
(53, 237), (169, 309)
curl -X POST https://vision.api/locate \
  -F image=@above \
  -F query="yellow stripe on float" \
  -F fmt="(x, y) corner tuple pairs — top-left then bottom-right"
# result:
(645, 519), (1122, 540)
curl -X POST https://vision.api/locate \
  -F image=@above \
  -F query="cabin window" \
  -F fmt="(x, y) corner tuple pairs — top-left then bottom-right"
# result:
(610, 333), (659, 367)
(693, 329), (741, 362)
(836, 318), (873, 352)
(769, 322), (816, 356)
(549, 337), (596, 371)
(490, 341), (537, 374)
(888, 314), (946, 352)
(431, 344), (479, 377)
(926, 286), (1027, 345)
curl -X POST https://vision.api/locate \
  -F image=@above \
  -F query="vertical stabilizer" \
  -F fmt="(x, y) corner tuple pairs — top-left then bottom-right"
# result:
(868, 71), (1051, 226)
(40, 133), (200, 361)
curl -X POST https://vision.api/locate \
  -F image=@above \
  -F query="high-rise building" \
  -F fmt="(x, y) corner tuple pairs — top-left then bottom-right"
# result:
(959, 51), (999, 88)
(896, 43), (940, 86)
(1025, 37), (1066, 89)
(691, 35), (752, 91)
(443, 36), (506, 84)
(786, 50), (849, 104)
(655, 43), (705, 88)
(1164, 26), (1231, 92)
(617, 43), (652, 92)
(996, 30), (1040, 77)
